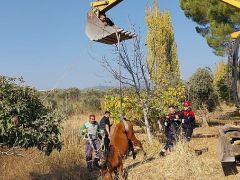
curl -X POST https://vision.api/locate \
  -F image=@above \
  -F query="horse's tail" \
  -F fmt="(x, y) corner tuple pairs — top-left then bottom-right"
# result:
(125, 121), (146, 156)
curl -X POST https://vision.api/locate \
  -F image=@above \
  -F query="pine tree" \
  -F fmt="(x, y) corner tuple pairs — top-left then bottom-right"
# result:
(180, 0), (240, 55)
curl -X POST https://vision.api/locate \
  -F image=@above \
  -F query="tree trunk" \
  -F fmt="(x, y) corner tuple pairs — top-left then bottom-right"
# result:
(199, 107), (209, 127)
(143, 105), (152, 143)
(157, 119), (163, 132)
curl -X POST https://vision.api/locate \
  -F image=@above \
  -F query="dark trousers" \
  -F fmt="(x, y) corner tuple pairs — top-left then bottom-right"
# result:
(164, 124), (175, 151)
(183, 127), (193, 141)
(103, 134), (110, 153)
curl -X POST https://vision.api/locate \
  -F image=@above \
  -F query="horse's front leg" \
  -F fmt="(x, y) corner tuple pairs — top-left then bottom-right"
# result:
(113, 169), (119, 180)
(122, 168), (128, 180)
(118, 161), (128, 180)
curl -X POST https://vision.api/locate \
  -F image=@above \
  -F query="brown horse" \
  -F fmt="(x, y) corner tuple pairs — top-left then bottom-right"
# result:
(101, 120), (146, 180)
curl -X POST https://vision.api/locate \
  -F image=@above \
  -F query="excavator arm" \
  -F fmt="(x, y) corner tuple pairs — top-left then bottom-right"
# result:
(85, 0), (240, 44)
(85, 0), (136, 44)
(221, 0), (240, 9)
(91, 0), (123, 14)
(221, 0), (240, 38)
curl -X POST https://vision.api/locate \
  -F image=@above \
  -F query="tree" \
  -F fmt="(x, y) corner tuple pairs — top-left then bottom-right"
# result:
(180, 0), (240, 55)
(146, 0), (185, 112)
(213, 60), (231, 102)
(146, 1), (180, 88)
(189, 67), (218, 124)
(188, 68), (219, 126)
(0, 76), (64, 156)
(102, 94), (142, 124)
(41, 88), (105, 114)
(102, 34), (154, 142)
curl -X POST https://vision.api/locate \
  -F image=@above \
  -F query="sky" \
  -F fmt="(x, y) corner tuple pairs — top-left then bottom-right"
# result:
(0, 0), (223, 90)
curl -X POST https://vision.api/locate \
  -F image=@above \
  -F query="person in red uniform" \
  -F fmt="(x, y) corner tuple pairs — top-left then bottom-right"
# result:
(182, 101), (195, 141)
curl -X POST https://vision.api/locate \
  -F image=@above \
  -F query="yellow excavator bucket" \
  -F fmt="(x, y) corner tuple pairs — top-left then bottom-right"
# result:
(221, 0), (240, 9)
(85, 11), (136, 44)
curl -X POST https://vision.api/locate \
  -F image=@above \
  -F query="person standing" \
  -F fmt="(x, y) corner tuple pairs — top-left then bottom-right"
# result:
(159, 106), (178, 157)
(100, 111), (111, 154)
(81, 114), (102, 170)
(182, 101), (195, 141)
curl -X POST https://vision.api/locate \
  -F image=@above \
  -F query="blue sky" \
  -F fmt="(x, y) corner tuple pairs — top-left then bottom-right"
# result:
(0, 0), (222, 90)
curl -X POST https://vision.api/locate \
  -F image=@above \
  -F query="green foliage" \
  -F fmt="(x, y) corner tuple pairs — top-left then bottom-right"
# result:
(213, 60), (230, 101)
(162, 85), (186, 109)
(146, 1), (180, 88)
(41, 89), (105, 115)
(102, 85), (186, 128)
(148, 84), (186, 122)
(102, 94), (142, 123)
(0, 76), (64, 155)
(145, 0), (186, 116)
(180, 0), (240, 55)
(188, 67), (218, 111)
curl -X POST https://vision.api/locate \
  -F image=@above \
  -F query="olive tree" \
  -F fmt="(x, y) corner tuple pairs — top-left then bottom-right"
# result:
(0, 76), (65, 156)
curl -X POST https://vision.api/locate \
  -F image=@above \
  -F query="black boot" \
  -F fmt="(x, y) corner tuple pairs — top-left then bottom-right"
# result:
(159, 150), (166, 157)
(133, 152), (136, 159)
(86, 157), (93, 171)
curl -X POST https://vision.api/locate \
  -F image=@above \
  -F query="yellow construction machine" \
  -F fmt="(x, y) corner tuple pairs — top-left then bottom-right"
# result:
(85, 0), (240, 44)
(222, 0), (240, 9)
(85, 0), (136, 44)
(221, 0), (240, 38)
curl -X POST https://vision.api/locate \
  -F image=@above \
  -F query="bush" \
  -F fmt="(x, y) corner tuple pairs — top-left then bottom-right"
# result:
(0, 76), (65, 155)
(188, 67), (218, 111)
(213, 60), (230, 102)
(41, 89), (105, 115)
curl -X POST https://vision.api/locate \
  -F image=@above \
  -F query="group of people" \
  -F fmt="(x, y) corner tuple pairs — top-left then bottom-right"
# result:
(81, 111), (111, 170)
(159, 100), (195, 156)
(81, 100), (195, 170)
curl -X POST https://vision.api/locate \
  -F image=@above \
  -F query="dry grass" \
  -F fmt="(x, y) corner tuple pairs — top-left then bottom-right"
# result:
(1, 112), (240, 180)
(0, 115), (100, 180)
(126, 135), (240, 180)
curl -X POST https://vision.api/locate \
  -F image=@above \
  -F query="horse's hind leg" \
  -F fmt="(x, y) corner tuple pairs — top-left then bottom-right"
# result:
(128, 140), (136, 159)
(129, 134), (146, 156)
